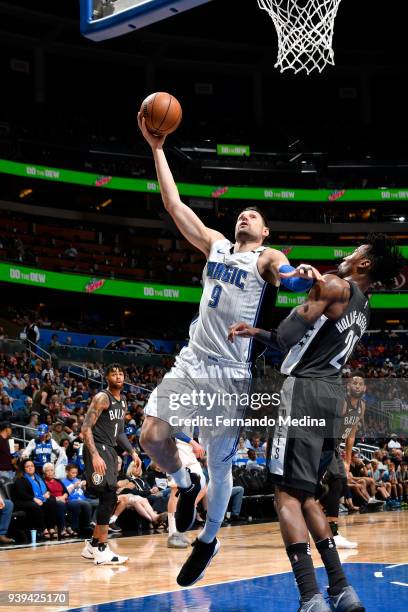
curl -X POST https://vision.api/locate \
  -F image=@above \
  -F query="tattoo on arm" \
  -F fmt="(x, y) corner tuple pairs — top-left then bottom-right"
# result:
(81, 392), (109, 457)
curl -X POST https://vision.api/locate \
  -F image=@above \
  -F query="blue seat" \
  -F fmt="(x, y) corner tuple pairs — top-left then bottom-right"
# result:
(11, 399), (25, 411)
(9, 387), (23, 399)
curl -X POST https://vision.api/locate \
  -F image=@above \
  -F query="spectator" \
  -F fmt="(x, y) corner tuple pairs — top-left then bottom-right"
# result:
(43, 463), (78, 537)
(226, 485), (246, 523)
(233, 437), (248, 463)
(48, 334), (60, 351)
(112, 461), (167, 530)
(0, 492), (14, 544)
(32, 383), (53, 419)
(246, 449), (263, 472)
(61, 464), (98, 531)
(0, 422), (15, 482)
(52, 421), (70, 446)
(41, 360), (55, 381)
(10, 371), (27, 392)
(23, 318), (40, 348)
(0, 395), (12, 422)
(21, 424), (65, 473)
(25, 412), (40, 440)
(13, 459), (59, 540)
(0, 369), (10, 388)
(388, 434), (402, 450)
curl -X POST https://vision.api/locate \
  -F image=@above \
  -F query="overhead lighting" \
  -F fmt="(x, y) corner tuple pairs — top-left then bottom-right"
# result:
(398, 216), (406, 222)
(19, 188), (32, 199)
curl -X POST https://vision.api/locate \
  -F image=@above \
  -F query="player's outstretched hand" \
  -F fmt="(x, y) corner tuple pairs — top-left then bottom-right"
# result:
(190, 439), (205, 459)
(137, 112), (166, 150)
(132, 451), (142, 471)
(279, 263), (325, 282)
(228, 321), (258, 343)
(92, 453), (107, 476)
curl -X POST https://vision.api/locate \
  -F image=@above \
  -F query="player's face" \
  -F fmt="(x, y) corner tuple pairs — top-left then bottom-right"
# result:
(337, 245), (371, 277)
(348, 376), (366, 398)
(235, 210), (269, 243)
(107, 368), (125, 389)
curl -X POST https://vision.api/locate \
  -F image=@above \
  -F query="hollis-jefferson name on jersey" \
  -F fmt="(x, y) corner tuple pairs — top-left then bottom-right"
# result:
(335, 309), (368, 336)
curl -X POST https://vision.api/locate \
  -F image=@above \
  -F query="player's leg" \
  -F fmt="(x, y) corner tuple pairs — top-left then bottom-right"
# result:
(142, 367), (204, 531)
(167, 483), (189, 548)
(92, 488), (128, 565)
(176, 432), (236, 587)
(275, 486), (327, 610)
(321, 456), (357, 549)
(140, 415), (181, 474)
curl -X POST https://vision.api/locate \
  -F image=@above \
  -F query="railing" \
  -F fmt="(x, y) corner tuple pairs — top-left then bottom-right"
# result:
(10, 423), (36, 446)
(355, 443), (379, 461)
(67, 362), (153, 396)
(0, 338), (51, 363)
(53, 344), (173, 367)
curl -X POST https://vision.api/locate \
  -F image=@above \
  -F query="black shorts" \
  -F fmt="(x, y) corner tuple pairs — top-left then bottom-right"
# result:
(83, 443), (118, 494)
(324, 449), (347, 482)
(268, 376), (345, 495)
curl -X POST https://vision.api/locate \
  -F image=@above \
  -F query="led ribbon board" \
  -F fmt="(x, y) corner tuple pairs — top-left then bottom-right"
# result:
(0, 263), (406, 308)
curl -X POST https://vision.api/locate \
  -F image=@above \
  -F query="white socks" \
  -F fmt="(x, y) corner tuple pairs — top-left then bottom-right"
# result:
(168, 513), (177, 537)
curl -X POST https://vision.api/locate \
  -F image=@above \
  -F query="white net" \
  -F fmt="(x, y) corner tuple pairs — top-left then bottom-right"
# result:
(257, 0), (343, 74)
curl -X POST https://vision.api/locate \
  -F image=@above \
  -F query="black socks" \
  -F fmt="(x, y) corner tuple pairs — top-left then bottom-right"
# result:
(316, 538), (348, 596)
(286, 542), (319, 602)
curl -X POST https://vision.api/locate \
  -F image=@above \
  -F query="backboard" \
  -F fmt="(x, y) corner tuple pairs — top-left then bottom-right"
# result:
(80, 0), (212, 41)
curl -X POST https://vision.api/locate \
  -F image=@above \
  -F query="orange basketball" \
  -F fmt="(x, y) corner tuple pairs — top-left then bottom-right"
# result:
(140, 92), (182, 137)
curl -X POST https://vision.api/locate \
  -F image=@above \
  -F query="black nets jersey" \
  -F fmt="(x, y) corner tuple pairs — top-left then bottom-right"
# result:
(92, 390), (127, 448)
(281, 281), (370, 378)
(340, 397), (364, 442)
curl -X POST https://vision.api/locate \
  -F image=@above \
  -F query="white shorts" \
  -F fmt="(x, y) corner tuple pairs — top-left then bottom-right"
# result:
(145, 345), (253, 463)
(167, 440), (205, 487)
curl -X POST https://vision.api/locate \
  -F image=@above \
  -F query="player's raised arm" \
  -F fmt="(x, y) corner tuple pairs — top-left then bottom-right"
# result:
(81, 392), (110, 475)
(138, 113), (224, 257)
(229, 274), (347, 351)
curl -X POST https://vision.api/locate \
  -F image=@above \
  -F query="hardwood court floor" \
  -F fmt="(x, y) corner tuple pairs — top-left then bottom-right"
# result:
(0, 511), (407, 611)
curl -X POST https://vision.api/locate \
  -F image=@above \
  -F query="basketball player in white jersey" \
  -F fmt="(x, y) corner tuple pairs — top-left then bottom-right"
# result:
(137, 114), (323, 586)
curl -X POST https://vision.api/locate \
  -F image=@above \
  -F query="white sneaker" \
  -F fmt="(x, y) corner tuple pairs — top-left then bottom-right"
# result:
(94, 544), (128, 565)
(81, 540), (96, 560)
(167, 533), (189, 549)
(334, 534), (358, 549)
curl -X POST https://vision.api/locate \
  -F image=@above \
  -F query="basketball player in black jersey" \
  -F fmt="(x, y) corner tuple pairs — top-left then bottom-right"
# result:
(229, 234), (403, 612)
(319, 372), (382, 551)
(81, 364), (141, 565)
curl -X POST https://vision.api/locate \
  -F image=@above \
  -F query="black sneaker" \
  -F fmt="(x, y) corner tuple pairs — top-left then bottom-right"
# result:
(177, 538), (220, 587)
(108, 522), (122, 533)
(175, 471), (202, 533)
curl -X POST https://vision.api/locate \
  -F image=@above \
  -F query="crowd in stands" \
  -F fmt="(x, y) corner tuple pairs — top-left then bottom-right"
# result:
(0, 324), (407, 546)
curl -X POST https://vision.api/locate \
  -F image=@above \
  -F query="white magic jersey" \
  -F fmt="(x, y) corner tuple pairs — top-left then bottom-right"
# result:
(188, 239), (278, 364)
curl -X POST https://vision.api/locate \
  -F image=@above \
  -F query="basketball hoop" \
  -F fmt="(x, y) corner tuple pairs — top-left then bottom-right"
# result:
(257, 0), (343, 74)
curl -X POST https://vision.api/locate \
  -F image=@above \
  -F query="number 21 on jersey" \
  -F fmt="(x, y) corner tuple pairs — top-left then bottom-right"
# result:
(330, 329), (360, 370)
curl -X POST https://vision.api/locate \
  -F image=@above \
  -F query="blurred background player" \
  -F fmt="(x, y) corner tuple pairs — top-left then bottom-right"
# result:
(319, 372), (382, 550)
(229, 234), (403, 612)
(137, 113), (323, 587)
(81, 363), (141, 565)
(167, 433), (207, 549)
